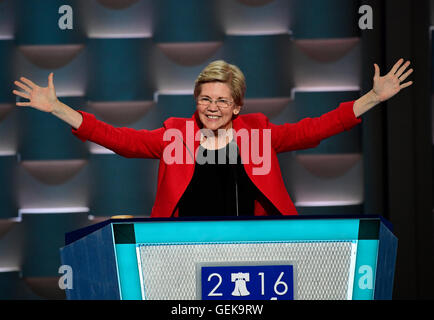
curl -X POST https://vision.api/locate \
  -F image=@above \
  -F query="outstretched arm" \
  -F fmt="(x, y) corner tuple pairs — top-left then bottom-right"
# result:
(353, 58), (413, 117)
(265, 58), (413, 154)
(12, 73), (164, 159)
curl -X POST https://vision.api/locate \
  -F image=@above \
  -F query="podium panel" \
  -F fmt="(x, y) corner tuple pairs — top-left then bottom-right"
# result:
(60, 216), (397, 300)
(137, 241), (355, 300)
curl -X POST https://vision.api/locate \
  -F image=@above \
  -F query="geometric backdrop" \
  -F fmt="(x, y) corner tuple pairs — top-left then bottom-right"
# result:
(0, 0), (364, 299)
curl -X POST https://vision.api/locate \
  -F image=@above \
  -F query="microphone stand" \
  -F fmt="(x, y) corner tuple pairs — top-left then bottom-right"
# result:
(227, 142), (239, 217)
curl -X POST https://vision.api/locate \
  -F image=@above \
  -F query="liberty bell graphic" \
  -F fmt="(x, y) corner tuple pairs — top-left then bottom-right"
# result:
(231, 272), (250, 296)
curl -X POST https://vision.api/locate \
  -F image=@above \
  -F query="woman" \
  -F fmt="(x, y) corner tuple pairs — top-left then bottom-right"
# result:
(12, 59), (413, 218)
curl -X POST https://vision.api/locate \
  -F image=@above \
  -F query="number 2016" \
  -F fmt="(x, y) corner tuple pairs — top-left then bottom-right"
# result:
(207, 272), (289, 297)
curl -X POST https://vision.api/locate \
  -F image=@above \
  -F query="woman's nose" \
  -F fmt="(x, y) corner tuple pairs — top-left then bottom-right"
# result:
(207, 104), (219, 111)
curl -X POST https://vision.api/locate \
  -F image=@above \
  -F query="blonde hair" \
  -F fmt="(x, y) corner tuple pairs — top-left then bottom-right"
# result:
(194, 60), (246, 106)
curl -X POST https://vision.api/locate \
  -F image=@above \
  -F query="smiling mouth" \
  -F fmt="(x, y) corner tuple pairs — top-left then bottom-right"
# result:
(206, 115), (221, 119)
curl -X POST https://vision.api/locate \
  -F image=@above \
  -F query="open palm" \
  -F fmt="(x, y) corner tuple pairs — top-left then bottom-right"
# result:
(372, 58), (413, 102)
(13, 73), (58, 112)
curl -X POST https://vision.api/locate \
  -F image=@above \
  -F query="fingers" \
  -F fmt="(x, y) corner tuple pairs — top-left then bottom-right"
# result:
(399, 68), (413, 82)
(19, 76), (37, 89)
(15, 102), (31, 107)
(14, 80), (32, 93)
(13, 79), (32, 104)
(389, 58), (404, 75)
(374, 63), (380, 78)
(12, 89), (30, 100)
(400, 81), (413, 89)
(395, 60), (411, 77)
(48, 72), (54, 89)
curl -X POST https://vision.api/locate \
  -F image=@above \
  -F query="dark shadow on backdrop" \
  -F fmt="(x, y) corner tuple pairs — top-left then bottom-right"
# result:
(361, 0), (434, 299)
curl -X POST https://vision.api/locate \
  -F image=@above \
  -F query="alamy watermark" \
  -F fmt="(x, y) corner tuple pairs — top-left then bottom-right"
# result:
(359, 5), (373, 30)
(57, 263), (375, 293)
(162, 121), (272, 176)
(56, 4), (373, 31)
(58, 5), (73, 30)
(58, 264), (73, 290)
(358, 265), (373, 290)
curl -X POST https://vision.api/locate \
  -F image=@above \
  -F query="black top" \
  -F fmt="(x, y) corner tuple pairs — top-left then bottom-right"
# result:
(177, 141), (258, 217)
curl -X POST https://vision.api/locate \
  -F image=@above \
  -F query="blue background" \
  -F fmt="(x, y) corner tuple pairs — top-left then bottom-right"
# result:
(0, 0), (364, 299)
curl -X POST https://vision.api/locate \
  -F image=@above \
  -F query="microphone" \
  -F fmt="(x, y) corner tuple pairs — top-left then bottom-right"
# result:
(233, 164), (239, 217)
(226, 141), (239, 216)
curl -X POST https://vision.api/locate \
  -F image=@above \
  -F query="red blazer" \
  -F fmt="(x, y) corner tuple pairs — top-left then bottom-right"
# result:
(72, 100), (361, 218)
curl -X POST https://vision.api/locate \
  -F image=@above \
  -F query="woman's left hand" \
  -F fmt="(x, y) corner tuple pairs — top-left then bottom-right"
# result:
(372, 58), (413, 102)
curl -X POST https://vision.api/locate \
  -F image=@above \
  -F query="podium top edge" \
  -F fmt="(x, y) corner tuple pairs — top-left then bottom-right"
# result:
(65, 214), (392, 246)
(106, 214), (390, 225)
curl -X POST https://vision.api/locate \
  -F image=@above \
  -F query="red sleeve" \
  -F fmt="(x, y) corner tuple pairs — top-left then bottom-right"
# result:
(267, 100), (362, 153)
(71, 110), (165, 159)
(71, 110), (98, 142)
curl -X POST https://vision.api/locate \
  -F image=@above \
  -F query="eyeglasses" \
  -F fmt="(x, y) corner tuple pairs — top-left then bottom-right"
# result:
(197, 97), (234, 109)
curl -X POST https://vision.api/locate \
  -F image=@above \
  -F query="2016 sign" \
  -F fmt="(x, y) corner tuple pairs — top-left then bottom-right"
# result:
(200, 265), (294, 300)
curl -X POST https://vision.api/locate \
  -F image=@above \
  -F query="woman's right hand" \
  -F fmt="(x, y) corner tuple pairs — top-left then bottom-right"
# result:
(13, 73), (59, 113)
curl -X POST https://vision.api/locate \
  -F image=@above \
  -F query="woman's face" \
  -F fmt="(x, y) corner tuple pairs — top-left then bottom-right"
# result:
(196, 82), (241, 132)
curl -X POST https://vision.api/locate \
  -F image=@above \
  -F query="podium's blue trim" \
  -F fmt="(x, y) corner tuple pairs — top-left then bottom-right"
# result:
(114, 243), (142, 300)
(133, 219), (361, 243)
(64, 215), (392, 245)
(352, 240), (378, 300)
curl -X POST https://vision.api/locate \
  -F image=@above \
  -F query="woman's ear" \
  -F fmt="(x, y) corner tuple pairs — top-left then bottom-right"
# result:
(233, 106), (241, 115)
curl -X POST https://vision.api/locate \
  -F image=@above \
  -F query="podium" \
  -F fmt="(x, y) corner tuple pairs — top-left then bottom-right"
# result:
(60, 215), (397, 300)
